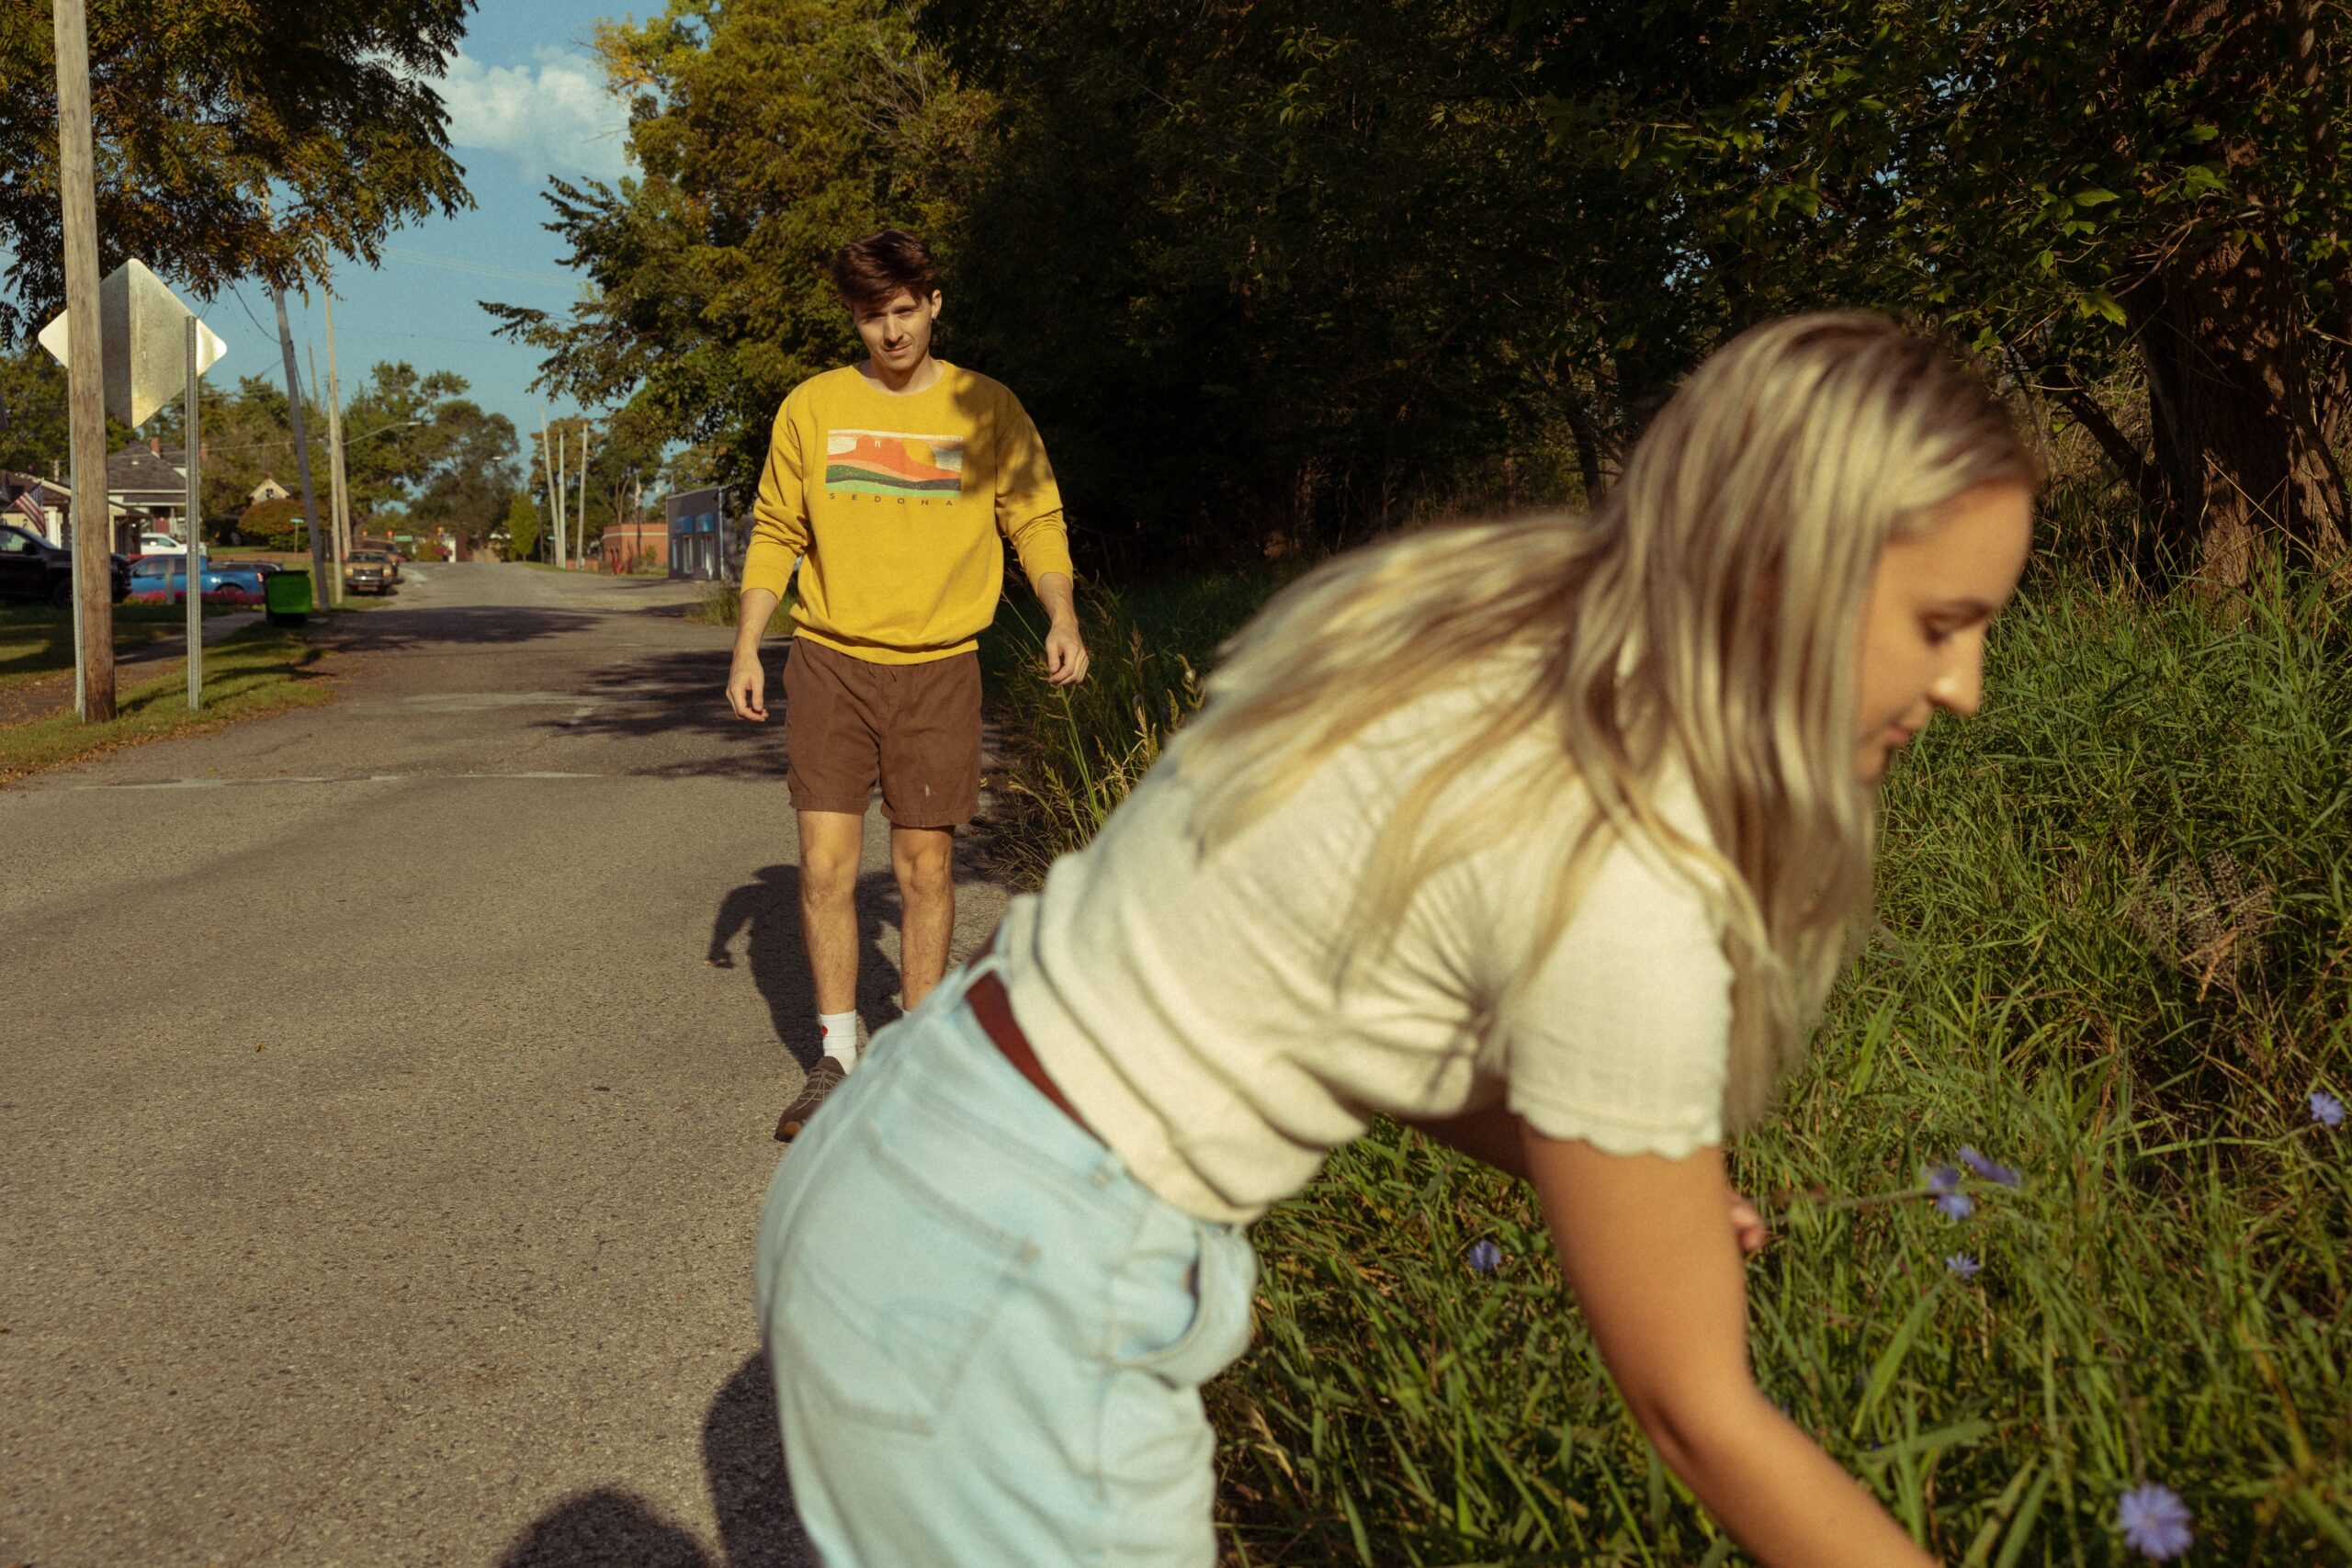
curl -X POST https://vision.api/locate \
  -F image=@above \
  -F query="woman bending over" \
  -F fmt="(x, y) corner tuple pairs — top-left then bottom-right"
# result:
(756, 311), (2037, 1566)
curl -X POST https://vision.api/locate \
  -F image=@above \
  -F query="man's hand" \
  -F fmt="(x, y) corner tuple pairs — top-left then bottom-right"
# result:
(1035, 572), (1090, 687)
(727, 586), (786, 720)
(1044, 615), (1090, 687)
(728, 649), (768, 721)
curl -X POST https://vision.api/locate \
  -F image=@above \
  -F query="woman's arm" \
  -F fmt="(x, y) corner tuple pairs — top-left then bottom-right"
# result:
(1405, 1107), (1771, 1254)
(1401, 1102), (1532, 1179)
(1523, 1130), (1935, 1568)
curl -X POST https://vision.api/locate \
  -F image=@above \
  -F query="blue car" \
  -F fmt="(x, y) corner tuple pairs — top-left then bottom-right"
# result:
(126, 556), (268, 603)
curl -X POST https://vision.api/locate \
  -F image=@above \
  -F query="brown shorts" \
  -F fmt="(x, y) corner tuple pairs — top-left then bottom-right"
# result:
(783, 637), (982, 828)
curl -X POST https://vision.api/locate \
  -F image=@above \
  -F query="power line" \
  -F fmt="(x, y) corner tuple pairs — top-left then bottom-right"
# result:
(382, 247), (583, 290)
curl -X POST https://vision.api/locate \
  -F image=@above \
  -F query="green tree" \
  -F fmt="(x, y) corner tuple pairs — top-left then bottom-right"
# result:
(1519, 0), (2352, 581)
(141, 375), (317, 522)
(503, 491), (541, 562)
(0, 0), (472, 342)
(924, 0), (1634, 568)
(0, 347), (68, 478)
(337, 362), (520, 543)
(488, 0), (986, 500)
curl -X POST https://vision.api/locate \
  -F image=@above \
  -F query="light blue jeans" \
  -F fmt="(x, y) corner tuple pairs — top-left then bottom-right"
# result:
(754, 954), (1259, 1567)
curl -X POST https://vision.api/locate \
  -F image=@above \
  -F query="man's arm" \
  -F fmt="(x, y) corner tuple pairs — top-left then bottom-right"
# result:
(1034, 571), (1089, 687)
(992, 391), (1087, 686)
(727, 588), (786, 721)
(728, 395), (810, 722)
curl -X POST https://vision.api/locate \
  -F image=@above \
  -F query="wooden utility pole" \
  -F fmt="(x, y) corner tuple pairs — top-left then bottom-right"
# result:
(323, 288), (352, 589)
(537, 414), (560, 564)
(271, 287), (327, 606)
(310, 333), (346, 606)
(575, 420), (592, 567)
(553, 423), (569, 569)
(51, 0), (114, 719)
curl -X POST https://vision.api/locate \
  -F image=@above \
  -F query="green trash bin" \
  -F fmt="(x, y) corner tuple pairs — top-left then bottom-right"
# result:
(265, 570), (312, 626)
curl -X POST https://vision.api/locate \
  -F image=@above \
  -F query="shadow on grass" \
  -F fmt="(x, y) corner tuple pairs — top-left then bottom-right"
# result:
(0, 603), (207, 683)
(0, 623), (337, 785)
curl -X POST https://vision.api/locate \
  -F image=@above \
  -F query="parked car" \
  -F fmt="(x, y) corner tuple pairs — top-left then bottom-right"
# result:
(0, 523), (130, 606)
(344, 551), (395, 595)
(355, 537), (405, 582)
(136, 531), (187, 555)
(124, 556), (267, 603)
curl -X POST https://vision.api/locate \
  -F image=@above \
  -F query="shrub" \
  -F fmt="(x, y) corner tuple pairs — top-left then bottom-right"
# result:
(237, 496), (309, 551)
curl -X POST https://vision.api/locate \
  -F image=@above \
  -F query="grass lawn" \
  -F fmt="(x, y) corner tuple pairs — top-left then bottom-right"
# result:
(0, 601), (251, 688)
(0, 623), (336, 784)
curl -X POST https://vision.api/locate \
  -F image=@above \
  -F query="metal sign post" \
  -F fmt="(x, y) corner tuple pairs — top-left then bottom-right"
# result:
(38, 259), (227, 713)
(67, 449), (85, 719)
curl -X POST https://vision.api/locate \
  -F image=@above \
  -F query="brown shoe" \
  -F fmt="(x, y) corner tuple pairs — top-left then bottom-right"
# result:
(775, 1057), (849, 1142)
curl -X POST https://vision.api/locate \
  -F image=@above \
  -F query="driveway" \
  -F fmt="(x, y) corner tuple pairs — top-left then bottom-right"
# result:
(1, 564), (1012, 1565)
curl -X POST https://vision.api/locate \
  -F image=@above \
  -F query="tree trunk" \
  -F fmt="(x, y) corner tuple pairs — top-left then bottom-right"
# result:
(1563, 389), (1605, 506)
(2129, 226), (2350, 587)
(2042, 365), (2166, 515)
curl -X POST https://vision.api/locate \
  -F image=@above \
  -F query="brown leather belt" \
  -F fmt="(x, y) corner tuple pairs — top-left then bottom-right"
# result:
(966, 942), (1096, 1141)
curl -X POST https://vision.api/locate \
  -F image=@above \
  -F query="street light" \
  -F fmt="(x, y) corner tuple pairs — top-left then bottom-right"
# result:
(345, 416), (427, 446)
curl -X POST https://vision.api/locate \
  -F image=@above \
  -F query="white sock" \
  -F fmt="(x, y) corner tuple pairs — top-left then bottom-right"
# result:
(818, 1011), (861, 1070)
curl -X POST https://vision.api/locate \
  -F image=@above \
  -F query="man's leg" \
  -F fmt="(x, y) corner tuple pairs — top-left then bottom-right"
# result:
(876, 652), (983, 1012)
(892, 825), (956, 1010)
(797, 809), (866, 1016)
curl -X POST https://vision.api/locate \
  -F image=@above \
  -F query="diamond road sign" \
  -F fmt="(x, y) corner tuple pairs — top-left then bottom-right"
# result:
(38, 259), (226, 426)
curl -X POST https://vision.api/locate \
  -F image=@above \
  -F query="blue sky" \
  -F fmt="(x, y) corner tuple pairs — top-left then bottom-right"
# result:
(239, 1), (639, 449)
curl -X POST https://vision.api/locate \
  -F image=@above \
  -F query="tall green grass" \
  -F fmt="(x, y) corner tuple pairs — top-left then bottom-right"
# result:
(984, 568), (2352, 1564)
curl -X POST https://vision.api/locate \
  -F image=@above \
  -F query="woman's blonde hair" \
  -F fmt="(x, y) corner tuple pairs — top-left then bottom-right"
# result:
(1175, 312), (2039, 1126)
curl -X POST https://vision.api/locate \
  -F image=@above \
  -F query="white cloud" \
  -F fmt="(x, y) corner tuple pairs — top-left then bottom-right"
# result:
(436, 49), (633, 183)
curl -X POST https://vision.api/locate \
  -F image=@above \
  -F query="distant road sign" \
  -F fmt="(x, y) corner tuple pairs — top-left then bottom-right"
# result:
(38, 259), (225, 426)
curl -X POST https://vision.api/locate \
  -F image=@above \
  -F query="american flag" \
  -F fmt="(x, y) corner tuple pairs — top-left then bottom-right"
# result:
(10, 489), (45, 529)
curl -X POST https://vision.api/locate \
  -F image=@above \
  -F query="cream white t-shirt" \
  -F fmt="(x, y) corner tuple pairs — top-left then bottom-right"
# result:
(995, 682), (1734, 1225)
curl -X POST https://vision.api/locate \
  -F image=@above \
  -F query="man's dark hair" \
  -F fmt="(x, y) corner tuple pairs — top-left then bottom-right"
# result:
(830, 230), (939, 310)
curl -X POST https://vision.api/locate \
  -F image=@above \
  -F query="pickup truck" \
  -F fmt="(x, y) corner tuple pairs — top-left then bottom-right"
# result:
(344, 551), (395, 595)
(0, 524), (130, 607)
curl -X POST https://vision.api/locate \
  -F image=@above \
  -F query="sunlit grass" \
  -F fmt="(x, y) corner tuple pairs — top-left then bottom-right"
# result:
(0, 625), (336, 783)
(984, 565), (2352, 1563)
(0, 601), (249, 687)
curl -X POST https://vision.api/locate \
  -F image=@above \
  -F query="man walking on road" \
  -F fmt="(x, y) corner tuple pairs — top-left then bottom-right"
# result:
(727, 229), (1089, 1141)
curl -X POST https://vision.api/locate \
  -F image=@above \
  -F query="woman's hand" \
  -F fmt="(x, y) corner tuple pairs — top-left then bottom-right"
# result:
(1726, 1186), (1769, 1255)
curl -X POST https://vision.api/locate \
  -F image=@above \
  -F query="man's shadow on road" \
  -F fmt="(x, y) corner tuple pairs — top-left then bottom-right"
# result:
(495, 1354), (809, 1567)
(706, 863), (905, 1067)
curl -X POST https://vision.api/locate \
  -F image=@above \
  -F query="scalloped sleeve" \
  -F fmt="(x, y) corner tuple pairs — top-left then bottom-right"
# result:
(1482, 828), (1733, 1157)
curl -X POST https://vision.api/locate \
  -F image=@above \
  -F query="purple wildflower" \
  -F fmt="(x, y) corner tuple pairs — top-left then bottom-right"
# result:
(1465, 1240), (1503, 1275)
(1935, 1190), (1976, 1222)
(1923, 1162), (1962, 1196)
(1956, 1146), (2021, 1188)
(2116, 1483), (2193, 1561)
(2312, 1091), (2346, 1129)
(1944, 1253), (1982, 1279)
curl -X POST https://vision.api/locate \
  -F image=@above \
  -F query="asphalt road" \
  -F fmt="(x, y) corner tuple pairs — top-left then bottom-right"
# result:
(2, 564), (1012, 1566)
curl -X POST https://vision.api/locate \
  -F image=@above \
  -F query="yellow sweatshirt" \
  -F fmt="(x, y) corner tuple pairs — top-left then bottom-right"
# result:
(741, 362), (1077, 663)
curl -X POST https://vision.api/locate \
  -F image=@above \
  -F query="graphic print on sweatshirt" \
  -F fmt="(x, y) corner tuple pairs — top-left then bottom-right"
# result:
(824, 431), (967, 499)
